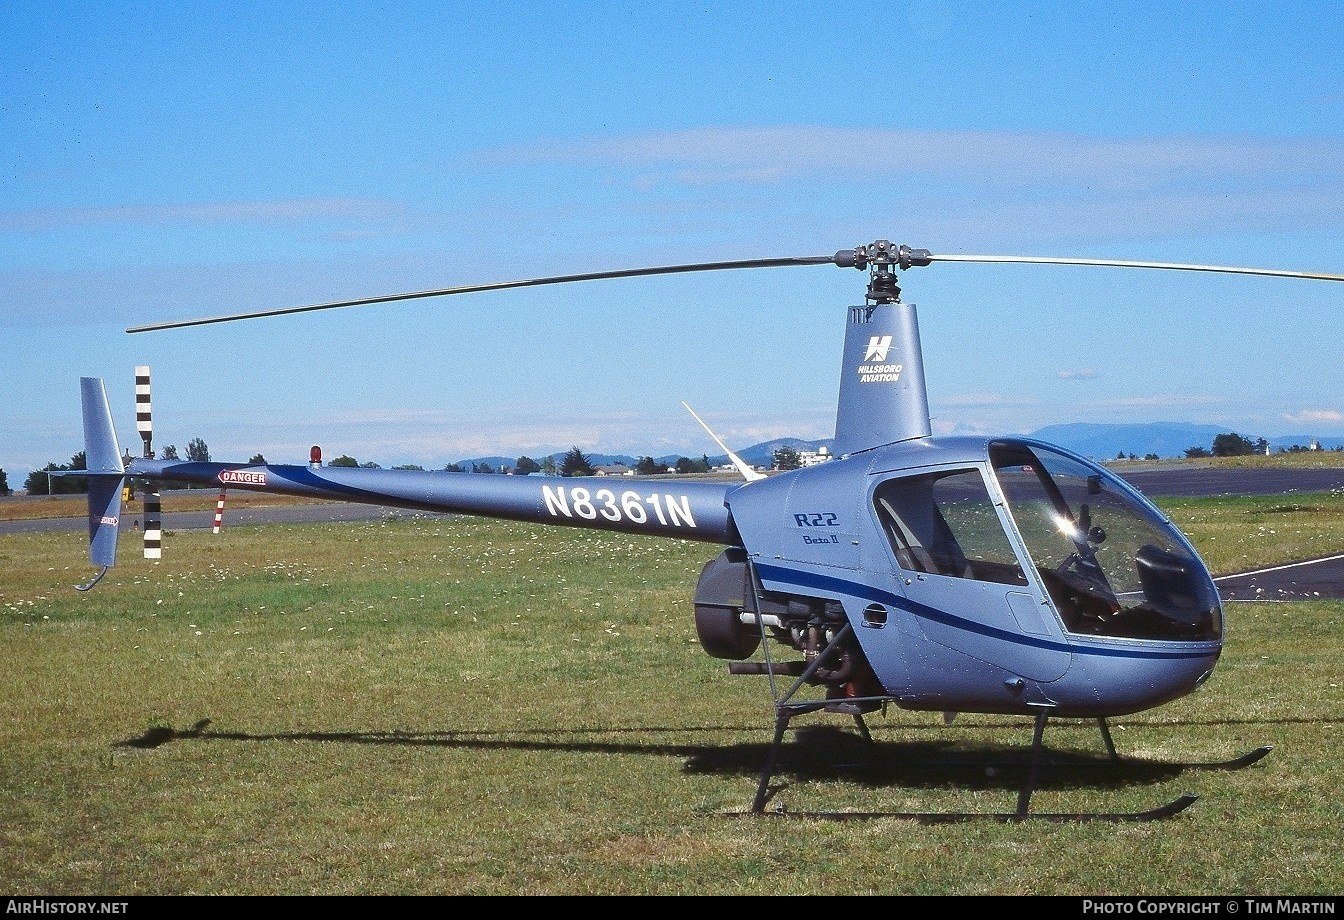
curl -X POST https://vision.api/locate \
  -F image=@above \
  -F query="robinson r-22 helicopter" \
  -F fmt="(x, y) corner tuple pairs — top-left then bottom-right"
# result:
(72, 240), (1344, 821)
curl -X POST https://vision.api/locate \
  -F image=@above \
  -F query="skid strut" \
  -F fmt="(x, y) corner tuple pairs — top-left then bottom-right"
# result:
(742, 700), (1214, 823)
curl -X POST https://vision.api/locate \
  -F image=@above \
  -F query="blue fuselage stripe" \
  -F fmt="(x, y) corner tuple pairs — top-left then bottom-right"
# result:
(753, 563), (1217, 662)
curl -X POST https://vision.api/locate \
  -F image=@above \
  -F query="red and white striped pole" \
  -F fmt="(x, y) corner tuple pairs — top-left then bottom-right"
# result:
(212, 489), (227, 534)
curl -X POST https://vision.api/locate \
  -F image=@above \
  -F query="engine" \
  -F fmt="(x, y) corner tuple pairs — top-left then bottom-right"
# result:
(692, 548), (883, 712)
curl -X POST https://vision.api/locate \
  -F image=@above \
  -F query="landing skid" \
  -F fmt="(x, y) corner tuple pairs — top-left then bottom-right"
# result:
(1187, 745), (1274, 770)
(898, 738), (1274, 775)
(735, 625), (1269, 822)
(1089, 718), (1273, 771)
(1043, 734), (1274, 774)
(729, 793), (1200, 824)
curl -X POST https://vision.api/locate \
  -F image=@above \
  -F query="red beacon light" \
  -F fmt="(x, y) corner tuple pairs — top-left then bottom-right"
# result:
(310, 446), (322, 467)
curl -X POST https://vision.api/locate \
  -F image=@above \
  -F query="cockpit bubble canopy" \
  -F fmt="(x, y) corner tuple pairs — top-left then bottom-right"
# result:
(991, 441), (1222, 642)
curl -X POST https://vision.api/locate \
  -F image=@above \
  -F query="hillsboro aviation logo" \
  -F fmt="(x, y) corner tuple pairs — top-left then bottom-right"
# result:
(858, 335), (903, 383)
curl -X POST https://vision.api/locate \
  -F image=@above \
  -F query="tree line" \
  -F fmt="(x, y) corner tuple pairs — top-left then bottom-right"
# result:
(1107, 433), (1343, 462)
(1182, 432), (1342, 459)
(14, 438), (213, 496)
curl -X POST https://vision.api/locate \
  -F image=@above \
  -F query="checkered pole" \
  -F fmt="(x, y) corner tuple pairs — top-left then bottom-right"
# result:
(135, 365), (162, 560)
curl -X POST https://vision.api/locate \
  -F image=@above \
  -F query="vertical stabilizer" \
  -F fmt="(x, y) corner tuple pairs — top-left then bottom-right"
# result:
(81, 377), (126, 474)
(832, 302), (931, 456)
(77, 378), (126, 586)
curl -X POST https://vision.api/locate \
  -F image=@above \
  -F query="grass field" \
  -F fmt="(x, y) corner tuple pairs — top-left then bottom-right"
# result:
(1, 486), (1342, 895)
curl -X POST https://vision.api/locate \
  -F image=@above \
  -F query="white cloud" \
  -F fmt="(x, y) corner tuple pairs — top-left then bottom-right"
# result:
(485, 127), (1344, 193)
(938, 393), (1013, 407)
(930, 417), (1002, 436)
(1282, 409), (1344, 424)
(471, 127), (1344, 248)
(1104, 395), (1220, 408)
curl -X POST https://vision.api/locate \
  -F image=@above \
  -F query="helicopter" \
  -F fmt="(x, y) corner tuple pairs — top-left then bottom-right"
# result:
(70, 239), (1344, 822)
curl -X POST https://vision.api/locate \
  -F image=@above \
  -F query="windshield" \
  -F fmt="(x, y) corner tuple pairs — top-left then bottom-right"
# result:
(991, 441), (1221, 642)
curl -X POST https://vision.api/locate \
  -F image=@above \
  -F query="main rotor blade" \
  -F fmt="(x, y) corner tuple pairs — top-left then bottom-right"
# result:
(125, 254), (838, 333)
(125, 243), (1344, 334)
(925, 252), (1344, 283)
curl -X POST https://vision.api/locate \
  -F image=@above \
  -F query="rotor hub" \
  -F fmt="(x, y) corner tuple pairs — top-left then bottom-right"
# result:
(834, 240), (933, 304)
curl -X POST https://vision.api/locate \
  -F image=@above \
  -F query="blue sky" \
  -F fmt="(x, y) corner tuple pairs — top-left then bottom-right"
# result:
(4, 1), (1342, 480)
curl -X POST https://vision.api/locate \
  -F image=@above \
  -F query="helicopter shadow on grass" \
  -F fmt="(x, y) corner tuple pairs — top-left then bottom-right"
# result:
(109, 714), (1278, 801)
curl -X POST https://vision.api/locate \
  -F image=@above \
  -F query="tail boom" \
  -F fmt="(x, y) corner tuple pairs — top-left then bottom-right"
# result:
(76, 371), (745, 585)
(125, 458), (741, 543)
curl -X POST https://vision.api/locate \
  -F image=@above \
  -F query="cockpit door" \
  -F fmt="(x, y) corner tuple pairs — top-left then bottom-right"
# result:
(870, 466), (1071, 683)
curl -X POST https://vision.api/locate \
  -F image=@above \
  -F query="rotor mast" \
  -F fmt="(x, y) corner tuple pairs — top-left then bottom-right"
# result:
(831, 241), (935, 456)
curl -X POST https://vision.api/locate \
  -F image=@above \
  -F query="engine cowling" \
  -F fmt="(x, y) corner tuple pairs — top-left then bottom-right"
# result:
(692, 548), (760, 660)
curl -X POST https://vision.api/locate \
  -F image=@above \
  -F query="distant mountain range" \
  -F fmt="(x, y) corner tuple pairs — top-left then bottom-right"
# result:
(447, 423), (1343, 471)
